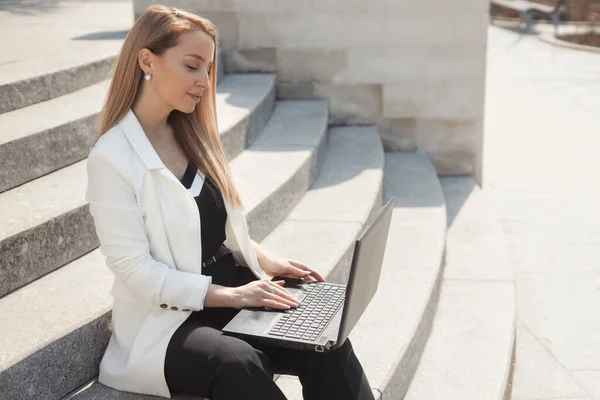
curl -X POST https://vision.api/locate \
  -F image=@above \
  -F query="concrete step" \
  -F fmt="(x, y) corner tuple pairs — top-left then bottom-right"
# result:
(0, 250), (114, 400)
(0, 159), (94, 299)
(231, 100), (328, 242)
(273, 151), (447, 400)
(0, 99), (329, 400)
(0, 0), (130, 114)
(0, 74), (277, 297)
(0, 54), (116, 115)
(64, 125), (385, 400)
(348, 151), (447, 399)
(0, 0), (226, 114)
(0, 72), (270, 193)
(0, 80), (109, 193)
(261, 126), (384, 286)
(404, 177), (516, 400)
(275, 376), (383, 400)
(263, 127), (385, 398)
(215, 74), (276, 159)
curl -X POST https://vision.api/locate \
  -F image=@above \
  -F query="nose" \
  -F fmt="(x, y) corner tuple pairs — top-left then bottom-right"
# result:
(196, 75), (210, 91)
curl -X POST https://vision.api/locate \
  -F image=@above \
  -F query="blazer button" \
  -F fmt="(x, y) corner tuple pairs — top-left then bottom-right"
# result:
(170, 306), (179, 311)
(160, 303), (168, 309)
(182, 309), (190, 312)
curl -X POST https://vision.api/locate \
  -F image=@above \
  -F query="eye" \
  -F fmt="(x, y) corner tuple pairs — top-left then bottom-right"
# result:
(186, 65), (198, 71)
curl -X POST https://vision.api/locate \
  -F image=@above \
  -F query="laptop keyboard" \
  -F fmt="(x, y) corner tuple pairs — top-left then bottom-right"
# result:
(267, 283), (346, 342)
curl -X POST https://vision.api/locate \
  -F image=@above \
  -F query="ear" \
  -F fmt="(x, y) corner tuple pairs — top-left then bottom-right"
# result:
(138, 48), (154, 75)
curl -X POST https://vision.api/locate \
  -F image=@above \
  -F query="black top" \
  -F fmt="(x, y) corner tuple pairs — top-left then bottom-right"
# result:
(179, 161), (228, 262)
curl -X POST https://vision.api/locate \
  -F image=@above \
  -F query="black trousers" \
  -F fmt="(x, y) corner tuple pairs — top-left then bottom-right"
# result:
(163, 253), (375, 400)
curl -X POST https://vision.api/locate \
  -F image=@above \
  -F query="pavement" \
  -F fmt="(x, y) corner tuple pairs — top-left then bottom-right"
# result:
(484, 25), (600, 400)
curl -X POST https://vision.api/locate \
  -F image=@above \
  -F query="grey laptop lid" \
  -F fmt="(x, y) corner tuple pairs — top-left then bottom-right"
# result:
(221, 196), (395, 352)
(335, 196), (395, 347)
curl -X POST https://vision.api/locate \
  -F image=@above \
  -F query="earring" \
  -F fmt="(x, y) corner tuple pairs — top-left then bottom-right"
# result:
(144, 73), (153, 81)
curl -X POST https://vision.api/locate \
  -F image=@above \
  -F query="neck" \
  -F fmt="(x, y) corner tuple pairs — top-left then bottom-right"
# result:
(131, 85), (173, 141)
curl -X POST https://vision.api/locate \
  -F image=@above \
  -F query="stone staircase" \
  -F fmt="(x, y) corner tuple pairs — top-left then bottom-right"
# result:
(404, 178), (516, 400)
(0, 17), (516, 400)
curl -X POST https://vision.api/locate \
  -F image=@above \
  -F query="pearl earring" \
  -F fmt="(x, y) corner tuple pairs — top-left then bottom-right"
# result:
(144, 73), (153, 81)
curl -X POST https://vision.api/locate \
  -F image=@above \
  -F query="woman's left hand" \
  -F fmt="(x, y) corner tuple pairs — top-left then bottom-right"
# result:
(259, 251), (325, 282)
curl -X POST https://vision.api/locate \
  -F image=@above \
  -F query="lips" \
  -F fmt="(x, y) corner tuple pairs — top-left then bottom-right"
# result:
(188, 93), (201, 102)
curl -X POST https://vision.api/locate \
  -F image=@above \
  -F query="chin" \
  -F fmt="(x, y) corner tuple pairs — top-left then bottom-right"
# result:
(174, 103), (197, 114)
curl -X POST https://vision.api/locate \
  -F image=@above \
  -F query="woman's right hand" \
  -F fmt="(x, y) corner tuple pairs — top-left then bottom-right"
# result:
(230, 279), (300, 310)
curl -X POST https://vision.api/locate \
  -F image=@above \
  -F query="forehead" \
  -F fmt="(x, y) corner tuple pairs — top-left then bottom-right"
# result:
(172, 30), (215, 61)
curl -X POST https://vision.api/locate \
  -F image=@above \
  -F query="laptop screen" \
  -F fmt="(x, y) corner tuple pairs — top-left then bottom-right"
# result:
(336, 196), (395, 346)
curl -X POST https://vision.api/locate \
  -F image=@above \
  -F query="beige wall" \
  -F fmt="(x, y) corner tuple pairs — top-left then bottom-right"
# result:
(134, 0), (489, 181)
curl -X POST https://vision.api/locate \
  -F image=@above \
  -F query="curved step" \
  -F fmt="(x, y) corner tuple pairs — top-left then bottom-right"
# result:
(0, 75), (277, 296)
(260, 127), (385, 397)
(273, 151), (447, 400)
(0, 99), (329, 400)
(348, 151), (447, 399)
(0, 71), (270, 193)
(233, 100), (328, 242)
(0, 0), (226, 115)
(260, 126), (384, 286)
(404, 177), (516, 400)
(64, 125), (385, 400)
(216, 74), (276, 159)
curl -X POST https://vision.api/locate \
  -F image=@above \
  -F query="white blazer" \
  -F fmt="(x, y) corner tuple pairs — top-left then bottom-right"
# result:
(85, 108), (270, 398)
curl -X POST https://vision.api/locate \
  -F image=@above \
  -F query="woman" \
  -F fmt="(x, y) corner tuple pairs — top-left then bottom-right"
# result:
(85, 4), (375, 400)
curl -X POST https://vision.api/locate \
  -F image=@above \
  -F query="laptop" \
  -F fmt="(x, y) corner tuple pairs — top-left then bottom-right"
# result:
(222, 196), (395, 353)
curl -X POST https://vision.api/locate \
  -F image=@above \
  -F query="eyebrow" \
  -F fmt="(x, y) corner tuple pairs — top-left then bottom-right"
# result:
(184, 53), (213, 63)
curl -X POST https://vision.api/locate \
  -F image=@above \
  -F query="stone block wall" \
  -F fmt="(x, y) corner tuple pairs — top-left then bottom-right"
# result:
(134, 0), (489, 181)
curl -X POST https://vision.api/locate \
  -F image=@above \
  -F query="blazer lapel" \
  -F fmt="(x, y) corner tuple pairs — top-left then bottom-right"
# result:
(119, 109), (202, 275)
(118, 108), (268, 280)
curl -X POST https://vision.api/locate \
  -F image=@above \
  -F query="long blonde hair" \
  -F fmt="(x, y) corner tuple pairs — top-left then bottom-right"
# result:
(97, 4), (244, 210)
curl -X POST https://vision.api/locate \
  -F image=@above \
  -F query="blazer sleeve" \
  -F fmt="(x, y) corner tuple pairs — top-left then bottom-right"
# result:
(85, 148), (212, 312)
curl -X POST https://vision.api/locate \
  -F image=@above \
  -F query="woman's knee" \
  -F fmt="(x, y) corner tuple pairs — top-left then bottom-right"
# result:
(212, 336), (273, 379)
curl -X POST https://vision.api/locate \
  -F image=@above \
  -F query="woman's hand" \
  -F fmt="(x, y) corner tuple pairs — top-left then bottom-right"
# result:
(206, 245), (326, 310)
(258, 249), (326, 283)
(229, 279), (301, 310)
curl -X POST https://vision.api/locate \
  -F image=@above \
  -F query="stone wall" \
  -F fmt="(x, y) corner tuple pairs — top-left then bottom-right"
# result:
(134, 0), (489, 181)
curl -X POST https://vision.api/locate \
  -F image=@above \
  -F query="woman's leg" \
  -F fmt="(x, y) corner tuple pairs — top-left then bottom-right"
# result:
(250, 338), (376, 400)
(166, 255), (374, 399)
(164, 318), (288, 400)
(220, 258), (375, 399)
(165, 255), (288, 399)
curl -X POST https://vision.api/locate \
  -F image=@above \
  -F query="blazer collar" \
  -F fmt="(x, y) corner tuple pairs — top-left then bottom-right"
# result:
(119, 108), (165, 170)
(118, 110), (267, 279)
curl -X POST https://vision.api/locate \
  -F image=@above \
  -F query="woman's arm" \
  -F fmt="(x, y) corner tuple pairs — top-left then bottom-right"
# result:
(249, 239), (326, 282)
(204, 239), (295, 308)
(203, 284), (236, 308)
(86, 148), (212, 312)
(204, 280), (300, 310)
(251, 239), (269, 269)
